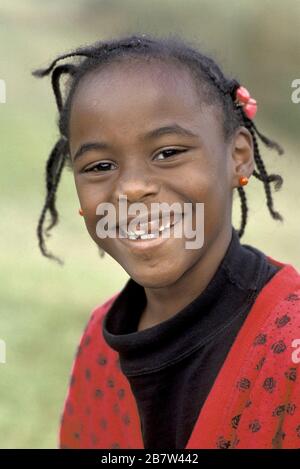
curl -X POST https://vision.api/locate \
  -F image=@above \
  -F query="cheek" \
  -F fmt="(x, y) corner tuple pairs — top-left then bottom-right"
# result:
(73, 176), (112, 243)
(180, 159), (223, 204)
(75, 169), (114, 207)
(183, 160), (230, 234)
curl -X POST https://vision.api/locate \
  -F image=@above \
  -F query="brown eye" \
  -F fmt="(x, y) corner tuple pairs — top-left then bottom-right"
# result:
(154, 149), (187, 161)
(84, 162), (116, 172)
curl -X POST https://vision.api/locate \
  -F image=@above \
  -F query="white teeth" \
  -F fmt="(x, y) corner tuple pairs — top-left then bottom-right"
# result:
(140, 233), (157, 239)
(128, 229), (146, 236)
(120, 219), (175, 240)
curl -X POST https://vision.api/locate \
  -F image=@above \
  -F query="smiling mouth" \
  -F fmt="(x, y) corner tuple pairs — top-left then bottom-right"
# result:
(118, 213), (181, 241)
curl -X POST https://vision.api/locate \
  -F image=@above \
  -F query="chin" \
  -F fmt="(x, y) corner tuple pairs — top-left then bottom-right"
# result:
(128, 265), (183, 289)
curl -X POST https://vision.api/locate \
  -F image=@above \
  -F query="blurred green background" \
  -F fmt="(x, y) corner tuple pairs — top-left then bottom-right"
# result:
(0, 0), (299, 448)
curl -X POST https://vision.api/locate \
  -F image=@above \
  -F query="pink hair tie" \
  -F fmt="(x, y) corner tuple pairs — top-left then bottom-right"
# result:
(235, 85), (258, 119)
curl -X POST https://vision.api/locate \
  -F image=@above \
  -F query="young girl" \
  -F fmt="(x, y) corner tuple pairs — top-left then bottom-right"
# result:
(33, 34), (300, 449)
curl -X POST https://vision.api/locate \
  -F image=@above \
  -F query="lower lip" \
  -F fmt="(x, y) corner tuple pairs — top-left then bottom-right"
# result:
(116, 219), (182, 252)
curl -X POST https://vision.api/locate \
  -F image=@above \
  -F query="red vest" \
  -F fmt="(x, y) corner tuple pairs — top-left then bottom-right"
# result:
(59, 256), (300, 449)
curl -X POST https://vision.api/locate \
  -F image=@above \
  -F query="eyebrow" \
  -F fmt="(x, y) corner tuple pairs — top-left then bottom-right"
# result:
(73, 123), (199, 162)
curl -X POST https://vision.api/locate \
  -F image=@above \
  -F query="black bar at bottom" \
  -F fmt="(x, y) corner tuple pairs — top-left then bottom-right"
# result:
(0, 449), (299, 467)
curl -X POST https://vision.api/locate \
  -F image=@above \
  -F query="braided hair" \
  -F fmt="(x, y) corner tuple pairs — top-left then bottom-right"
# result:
(33, 33), (284, 265)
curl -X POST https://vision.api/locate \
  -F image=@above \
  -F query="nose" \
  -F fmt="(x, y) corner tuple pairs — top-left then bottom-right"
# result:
(113, 164), (160, 204)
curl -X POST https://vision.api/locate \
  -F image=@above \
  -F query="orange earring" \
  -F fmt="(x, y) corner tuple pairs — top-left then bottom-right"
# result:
(239, 176), (249, 186)
(79, 208), (84, 216)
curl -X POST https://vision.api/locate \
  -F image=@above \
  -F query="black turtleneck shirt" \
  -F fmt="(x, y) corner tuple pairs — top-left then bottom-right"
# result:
(102, 226), (280, 449)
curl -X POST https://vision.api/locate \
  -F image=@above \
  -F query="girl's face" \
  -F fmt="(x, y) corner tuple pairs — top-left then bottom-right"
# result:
(69, 59), (252, 288)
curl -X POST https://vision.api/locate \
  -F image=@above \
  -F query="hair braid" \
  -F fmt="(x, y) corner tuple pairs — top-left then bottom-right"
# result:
(243, 116), (284, 222)
(37, 138), (68, 264)
(236, 186), (248, 238)
(51, 64), (77, 112)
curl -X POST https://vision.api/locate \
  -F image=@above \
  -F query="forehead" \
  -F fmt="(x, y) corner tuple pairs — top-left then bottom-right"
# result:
(68, 58), (221, 144)
(72, 58), (200, 106)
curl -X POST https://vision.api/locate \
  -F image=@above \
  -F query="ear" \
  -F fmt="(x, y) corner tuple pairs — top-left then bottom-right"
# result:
(229, 126), (254, 189)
